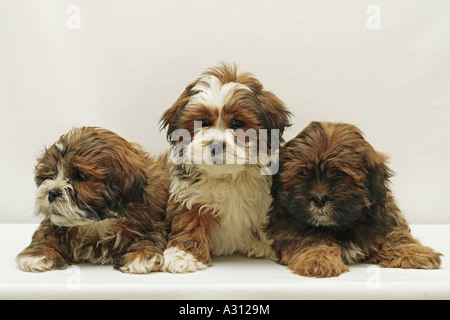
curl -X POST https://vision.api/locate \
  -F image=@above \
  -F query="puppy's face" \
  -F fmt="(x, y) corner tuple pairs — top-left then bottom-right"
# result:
(35, 127), (147, 227)
(279, 122), (390, 227)
(160, 63), (291, 176)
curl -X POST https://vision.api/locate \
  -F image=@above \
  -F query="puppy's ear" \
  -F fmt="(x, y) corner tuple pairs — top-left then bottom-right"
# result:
(257, 90), (291, 149)
(159, 81), (198, 142)
(257, 90), (292, 145)
(364, 148), (393, 203)
(103, 145), (148, 213)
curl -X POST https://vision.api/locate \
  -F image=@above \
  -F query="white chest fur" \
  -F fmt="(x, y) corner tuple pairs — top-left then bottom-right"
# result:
(171, 166), (276, 258)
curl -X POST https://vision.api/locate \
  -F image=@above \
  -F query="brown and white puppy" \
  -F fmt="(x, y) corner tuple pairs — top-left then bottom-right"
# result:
(16, 127), (170, 273)
(160, 63), (291, 272)
(267, 121), (442, 277)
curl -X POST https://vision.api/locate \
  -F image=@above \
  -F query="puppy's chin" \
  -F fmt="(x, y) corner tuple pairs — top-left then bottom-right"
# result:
(195, 163), (246, 177)
(287, 205), (338, 227)
(38, 204), (104, 228)
(287, 199), (364, 228)
(306, 203), (338, 227)
(36, 187), (104, 228)
(48, 213), (97, 228)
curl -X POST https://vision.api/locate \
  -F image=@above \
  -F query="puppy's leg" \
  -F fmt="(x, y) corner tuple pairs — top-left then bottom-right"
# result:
(242, 228), (279, 261)
(243, 239), (278, 260)
(162, 205), (214, 273)
(16, 220), (69, 272)
(107, 219), (167, 274)
(377, 230), (441, 269)
(283, 237), (349, 278)
(116, 240), (165, 274)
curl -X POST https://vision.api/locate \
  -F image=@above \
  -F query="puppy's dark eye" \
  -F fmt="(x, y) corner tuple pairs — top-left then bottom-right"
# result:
(298, 169), (307, 177)
(38, 173), (55, 182)
(330, 169), (345, 178)
(35, 175), (52, 185)
(229, 119), (246, 130)
(199, 119), (212, 127)
(76, 170), (90, 181)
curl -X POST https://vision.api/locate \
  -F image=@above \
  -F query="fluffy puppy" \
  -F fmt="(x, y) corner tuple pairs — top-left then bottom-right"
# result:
(267, 121), (442, 277)
(160, 63), (291, 272)
(16, 127), (170, 273)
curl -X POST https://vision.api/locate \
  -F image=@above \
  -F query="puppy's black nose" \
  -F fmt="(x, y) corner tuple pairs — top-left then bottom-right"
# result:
(48, 188), (62, 203)
(313, 195), (328, 208)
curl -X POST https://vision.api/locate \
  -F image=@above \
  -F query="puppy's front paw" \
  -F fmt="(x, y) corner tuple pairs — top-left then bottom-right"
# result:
(380, 244), (442, 270)
(16, 252), (68, 272)
(288, 245), (349, 278)
(243, 239), (279, 261)
(117, 252), (163, 274)
(161, 247), (207, 273)
(379, 231), (442, 269)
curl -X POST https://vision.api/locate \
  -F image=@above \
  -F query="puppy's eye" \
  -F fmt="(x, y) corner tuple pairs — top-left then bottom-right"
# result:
(35, 175), (52, 185)
(229, 119), (246, 130)
(330, 169), (345, 178)
(298, 169), (307, 177)
(76, 170), (90, 181)
(39, 174), (55, 181)
(199, 119), (212, 127)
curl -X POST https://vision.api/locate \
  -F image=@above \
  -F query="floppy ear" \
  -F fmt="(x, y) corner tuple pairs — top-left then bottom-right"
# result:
(258, 91), (292, 134)
(364, 148), (393, 203)
(257, 90), (292, 147)
(103, 145), (148, 213)
(159, 81), (198, 142)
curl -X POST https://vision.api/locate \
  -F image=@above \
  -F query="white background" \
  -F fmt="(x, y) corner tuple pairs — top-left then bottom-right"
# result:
(0, 0), (449, 224)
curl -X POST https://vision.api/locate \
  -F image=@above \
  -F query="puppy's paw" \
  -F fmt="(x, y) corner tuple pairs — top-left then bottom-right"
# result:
(16, 253), (68, 272)
(380, 245), (442, 269)
(288, 245), (349, 278)
(161, 247), (207, 273)
(118, 252), (163, 274)
(243, 239), (279, 261)
(379, 231), (442, 269)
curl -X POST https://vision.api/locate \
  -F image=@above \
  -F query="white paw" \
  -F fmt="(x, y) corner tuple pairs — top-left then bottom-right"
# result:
(243, 240), (279, 261)
(161, 247), (207, 273)
(16, 255), (56, 272)
(119, 256), (161, 274)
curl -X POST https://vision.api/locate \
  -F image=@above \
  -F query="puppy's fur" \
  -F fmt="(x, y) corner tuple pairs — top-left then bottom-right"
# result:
(160, 63), (291, 272)
(17, 127), (170, 273)
(267, 121), (442, 277)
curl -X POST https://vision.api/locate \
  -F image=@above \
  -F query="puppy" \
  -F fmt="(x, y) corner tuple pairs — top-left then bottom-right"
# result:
(159, 62), (291, 272)
(16, 127), (170, 273)
(267, 121), (442, 277)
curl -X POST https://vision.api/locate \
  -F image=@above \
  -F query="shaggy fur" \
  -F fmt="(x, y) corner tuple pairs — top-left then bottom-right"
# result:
(160, 63), (291, 272)
(267, 121), (442, 277)
(16, 127), (170, 273)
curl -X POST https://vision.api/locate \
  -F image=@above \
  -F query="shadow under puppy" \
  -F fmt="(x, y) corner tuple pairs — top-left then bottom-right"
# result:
(267, 121), (442, 277)
(17, 127), (170, 273)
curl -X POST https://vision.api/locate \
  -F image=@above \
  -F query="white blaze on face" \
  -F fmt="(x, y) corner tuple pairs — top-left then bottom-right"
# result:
(180, 75), (256, 175)
(188, 75), (250, 115)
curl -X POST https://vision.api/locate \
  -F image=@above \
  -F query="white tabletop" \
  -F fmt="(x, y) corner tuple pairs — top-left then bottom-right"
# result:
(1, 224), (449, 300)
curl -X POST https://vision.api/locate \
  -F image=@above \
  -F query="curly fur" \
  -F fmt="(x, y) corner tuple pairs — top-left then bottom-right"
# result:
(17, 127), (170, 274)
(267, 121), (442, 277)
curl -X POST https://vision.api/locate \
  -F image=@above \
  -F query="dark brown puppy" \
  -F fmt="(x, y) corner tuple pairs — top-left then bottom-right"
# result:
(267, 121), (442, 277)
(17, 127), (170, 273)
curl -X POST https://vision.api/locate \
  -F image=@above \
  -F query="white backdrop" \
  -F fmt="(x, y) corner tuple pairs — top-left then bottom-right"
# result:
(0, 0), (449, 224)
